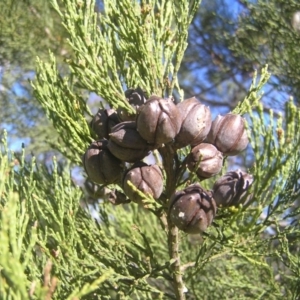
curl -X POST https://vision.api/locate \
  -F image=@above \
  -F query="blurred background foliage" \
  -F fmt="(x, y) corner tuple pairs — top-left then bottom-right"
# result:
(0, 0), (69, 156)
(181, 0), (300, 112)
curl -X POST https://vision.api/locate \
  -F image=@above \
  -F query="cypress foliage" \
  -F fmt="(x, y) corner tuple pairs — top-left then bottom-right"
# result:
(1, 0), (300, 299)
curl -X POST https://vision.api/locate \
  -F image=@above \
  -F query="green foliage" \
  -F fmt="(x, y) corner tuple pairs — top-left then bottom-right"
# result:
(32, 0), (201, 162)
(50, 0), (199, 101)
(0, 133), (169, 299)
(32, 53), (91, 164)
(1, 0), (300, 299)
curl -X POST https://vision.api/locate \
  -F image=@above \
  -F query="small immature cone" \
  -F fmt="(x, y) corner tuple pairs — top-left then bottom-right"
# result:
(174, 97), (212, 148)
(82, 140), (122, 184)
(206, 113), (249, 156)
(187, 143), (223, 180)
(136, 95), (181, 145)
(84, 178), (107, 199)
(125, 87), (148, 107)
(212, 170), (254, 207)
(84, 179), (129, 205)
(90, 108), (119, 139)
(118, 87), (148, 121)
(107, 190), (130, 205)
(123, 162), (163, 203)
(169, 184), (216, 234)
(108, 121), (154, 162)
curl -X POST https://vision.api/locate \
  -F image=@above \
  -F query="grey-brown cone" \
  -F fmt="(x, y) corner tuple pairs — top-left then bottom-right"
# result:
(174, 97), (212, 148)
(82, 140), (123, 184)
(90, 108), (119, 139)
(206, 113), (249, 156)
(187, 143), (223, 180)
(136, 95), (181, 145)
(118, 87), (148, 121)
(108, 121), (154, 162)
(212, 170), (253, 207)
(169, 184), (216, 234)
(123, 162), (163, 203)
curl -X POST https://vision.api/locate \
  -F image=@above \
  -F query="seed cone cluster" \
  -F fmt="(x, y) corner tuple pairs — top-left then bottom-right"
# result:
(83, 87), (254, 234)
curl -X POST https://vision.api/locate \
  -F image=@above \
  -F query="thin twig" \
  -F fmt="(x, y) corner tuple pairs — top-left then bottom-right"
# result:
(168, 223), (186, 300)
(160, 212), (169, 233)
(159, 143), (186, 299)
(180, 262), (196, 272)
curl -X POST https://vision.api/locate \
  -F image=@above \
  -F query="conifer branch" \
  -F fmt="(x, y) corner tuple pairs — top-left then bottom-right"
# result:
(168, 223), (185, 300)
(159, 143), (186, 299)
